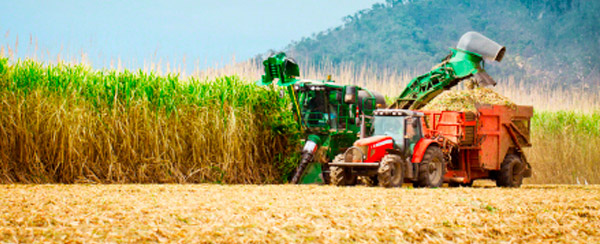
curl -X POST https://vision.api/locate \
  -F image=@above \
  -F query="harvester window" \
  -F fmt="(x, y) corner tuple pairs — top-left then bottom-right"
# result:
(306, 92), (326, 113)
(303, 91), (327, 127)
(328, 103), (339, 129)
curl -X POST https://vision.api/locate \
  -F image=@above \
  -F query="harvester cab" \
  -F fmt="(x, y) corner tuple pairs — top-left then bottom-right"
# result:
(258, 52), (386, 184)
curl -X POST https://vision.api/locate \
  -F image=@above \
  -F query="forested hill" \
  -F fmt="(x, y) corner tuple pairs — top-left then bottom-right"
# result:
(286, 0), (600, 87)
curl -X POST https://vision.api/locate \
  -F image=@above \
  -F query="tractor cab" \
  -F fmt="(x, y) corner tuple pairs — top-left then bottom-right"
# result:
(351, 109), (425, 163)
(371, 111), (423, 154)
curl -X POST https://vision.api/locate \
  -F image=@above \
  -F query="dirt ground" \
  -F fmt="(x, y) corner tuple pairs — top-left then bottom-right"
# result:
(1, 183), (598, 243)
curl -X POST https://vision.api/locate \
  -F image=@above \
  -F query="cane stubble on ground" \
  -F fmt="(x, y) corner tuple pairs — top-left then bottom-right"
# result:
(1, 184), (598, 243)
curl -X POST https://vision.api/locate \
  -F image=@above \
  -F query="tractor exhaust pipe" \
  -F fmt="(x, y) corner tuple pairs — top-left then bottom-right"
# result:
(457, 31), (505, 62)
(360, 115), (367, 139)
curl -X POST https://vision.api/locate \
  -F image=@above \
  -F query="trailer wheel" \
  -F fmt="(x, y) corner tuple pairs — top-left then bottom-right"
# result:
(496, 154), (524, 187)
(415, 146), (445, 188)
(330, 155), (357, 186)
(378, 155), (404, 188)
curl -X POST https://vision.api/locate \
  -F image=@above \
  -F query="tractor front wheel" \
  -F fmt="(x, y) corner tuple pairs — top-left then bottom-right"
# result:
(496, 154), (524, 187)
(330, 155), (357, 186)
(377, 154), (404, 188)
(321, 163), (331, 184)
(415, 146), (445, 188)
(359, 176), (379, 187)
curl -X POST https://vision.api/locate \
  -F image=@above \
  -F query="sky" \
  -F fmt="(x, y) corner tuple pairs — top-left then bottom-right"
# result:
(0, 0), (382, 72)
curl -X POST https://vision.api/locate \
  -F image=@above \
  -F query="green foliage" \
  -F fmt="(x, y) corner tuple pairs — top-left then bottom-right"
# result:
(532, 110), (600, 137)
(1, 58), (284, 113)
(0, 56), (302, 183)
(288, 0), (600, 87)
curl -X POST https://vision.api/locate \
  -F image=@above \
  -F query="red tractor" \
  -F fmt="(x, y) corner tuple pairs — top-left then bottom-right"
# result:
(329, 105), (533, 188)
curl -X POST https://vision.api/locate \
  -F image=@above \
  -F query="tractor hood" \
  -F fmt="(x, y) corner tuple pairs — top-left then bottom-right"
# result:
(354, 135), (393, 147)
(351, 135), (395, 163)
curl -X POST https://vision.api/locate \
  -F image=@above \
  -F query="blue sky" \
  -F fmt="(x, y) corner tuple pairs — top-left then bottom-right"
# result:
(1, 0), (382, 71)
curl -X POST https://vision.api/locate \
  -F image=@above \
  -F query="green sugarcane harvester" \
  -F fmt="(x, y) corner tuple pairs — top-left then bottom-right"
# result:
(259, 31), (505, 184)
(258, 53), (386, 184)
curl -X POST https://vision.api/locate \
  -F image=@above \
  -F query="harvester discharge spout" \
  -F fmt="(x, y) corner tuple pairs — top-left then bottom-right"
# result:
(456, 31), (506, 87)
(391, 31), (506, 110)
(457, 31), (505, 62)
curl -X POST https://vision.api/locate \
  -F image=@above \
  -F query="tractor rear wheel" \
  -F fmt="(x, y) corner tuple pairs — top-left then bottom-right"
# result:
(415, 146), (445, 188)
(377, 155), (404, 188)
(330, 155), (357, 186)
(496, 154), (524, 187)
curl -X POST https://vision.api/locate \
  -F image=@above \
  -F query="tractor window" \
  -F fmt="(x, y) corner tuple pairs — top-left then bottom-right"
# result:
(372, 116), (406, 150)
(405, 117), (423, 152)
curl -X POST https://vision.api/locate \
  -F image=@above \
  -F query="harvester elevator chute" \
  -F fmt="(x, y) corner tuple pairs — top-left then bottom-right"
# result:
(390, 31), (506, 110)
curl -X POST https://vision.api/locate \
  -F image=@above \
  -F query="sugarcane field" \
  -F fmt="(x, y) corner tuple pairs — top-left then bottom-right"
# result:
(2, 1), (600, 243)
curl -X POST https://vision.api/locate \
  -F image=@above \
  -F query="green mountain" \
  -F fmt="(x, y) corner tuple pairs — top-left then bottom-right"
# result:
(286, 0), (600, 87)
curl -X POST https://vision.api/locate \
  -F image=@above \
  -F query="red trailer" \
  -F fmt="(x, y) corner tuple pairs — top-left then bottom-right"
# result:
(328, 105), (533, 188)
(420, 105), (533, 186)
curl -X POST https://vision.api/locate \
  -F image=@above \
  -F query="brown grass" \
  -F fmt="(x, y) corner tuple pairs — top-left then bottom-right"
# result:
(0, 88), (294, 184)
(525, 111), (600, 184)
(527, 131), (600, 184)
(0, 184), (598, 243)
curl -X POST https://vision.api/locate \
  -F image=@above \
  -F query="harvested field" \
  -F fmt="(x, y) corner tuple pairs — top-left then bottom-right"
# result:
(1, 184), (599, 243)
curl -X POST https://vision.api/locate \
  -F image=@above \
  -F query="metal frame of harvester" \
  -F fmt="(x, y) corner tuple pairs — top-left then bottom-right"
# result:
(258, 53), (386, 184)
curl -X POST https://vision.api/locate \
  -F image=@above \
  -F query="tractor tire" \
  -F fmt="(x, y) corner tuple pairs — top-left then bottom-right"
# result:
(321, 164), (331, 185)
(415, 146), (446, 188)
(329, 155), (357, 186)
(496, 154), (524, 187)
(359, 176), (379, 187)
(377, 155), (404, 188)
